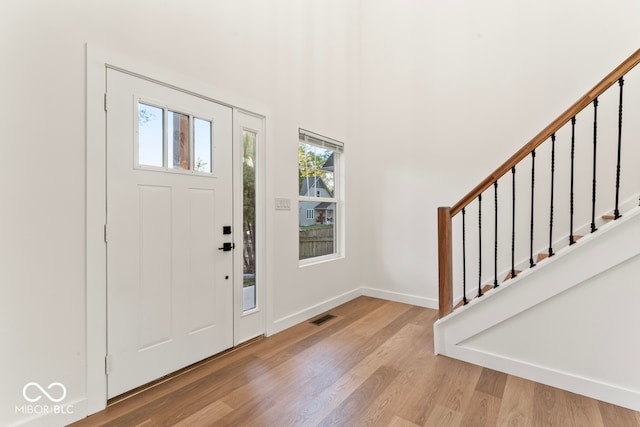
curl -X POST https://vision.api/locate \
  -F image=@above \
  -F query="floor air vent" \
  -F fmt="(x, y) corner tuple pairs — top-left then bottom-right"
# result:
(310, 314), (335, 326)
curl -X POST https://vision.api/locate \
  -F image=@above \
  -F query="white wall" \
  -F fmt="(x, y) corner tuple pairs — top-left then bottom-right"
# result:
(1, 1), (363, 425)
(358, 0), (640, 303)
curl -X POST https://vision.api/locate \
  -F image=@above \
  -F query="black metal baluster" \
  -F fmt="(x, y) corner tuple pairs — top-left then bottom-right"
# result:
(529, 150), (536, 268)
(494, 181), (499, 288)
(591, 97), (599, 233)
(614, 77), (624, 219)
(478, 194), (483, 297)
(570, 117), (576, 245)
(462, 208), (468, 305)
(548, 133), (556, 257)
(511, 166), (517, 279)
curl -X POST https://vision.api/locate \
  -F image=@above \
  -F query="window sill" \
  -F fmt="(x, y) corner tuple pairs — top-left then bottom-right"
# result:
(299, 253), (344, 268)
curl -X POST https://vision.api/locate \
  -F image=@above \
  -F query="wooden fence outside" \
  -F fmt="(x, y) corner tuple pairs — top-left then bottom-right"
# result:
(300, 227), (335, 259)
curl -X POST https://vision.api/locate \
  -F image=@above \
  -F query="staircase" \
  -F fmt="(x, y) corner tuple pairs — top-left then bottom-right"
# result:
(434, 49), (640, 412)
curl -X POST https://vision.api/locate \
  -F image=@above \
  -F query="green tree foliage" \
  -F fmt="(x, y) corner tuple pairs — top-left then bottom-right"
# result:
(299, 143), (333, 194)
(195, 157), (208, 172)
(243, 132), (256, 277)
(139, 107), (155, 124)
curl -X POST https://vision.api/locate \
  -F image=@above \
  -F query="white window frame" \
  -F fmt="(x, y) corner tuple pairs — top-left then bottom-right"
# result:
(298, 128), (344, 265)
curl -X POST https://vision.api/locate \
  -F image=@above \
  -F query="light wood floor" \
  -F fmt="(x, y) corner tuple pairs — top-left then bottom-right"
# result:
(69, 297), (640, 426)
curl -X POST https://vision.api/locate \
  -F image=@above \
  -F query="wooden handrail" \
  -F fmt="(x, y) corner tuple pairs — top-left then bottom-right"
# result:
(450, 48), (640, 217)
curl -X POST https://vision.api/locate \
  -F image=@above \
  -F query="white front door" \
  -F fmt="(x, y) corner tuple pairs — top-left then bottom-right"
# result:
(105, 69), (234, 398)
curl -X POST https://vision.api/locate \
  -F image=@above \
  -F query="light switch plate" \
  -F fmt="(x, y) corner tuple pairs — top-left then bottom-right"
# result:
(275, 198), (291, 210)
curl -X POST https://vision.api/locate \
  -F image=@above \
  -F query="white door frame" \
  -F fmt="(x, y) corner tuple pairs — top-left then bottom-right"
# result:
(86, 44), (266, 414)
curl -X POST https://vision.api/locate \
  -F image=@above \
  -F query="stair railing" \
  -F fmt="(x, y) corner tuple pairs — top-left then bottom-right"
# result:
(438, 49), (640, 318)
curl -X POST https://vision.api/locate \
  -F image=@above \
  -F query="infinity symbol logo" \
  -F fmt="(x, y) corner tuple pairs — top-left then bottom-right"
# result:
(22, 382), (67, 403)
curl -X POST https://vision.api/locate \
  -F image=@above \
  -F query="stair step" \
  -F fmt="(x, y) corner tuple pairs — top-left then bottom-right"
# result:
(503, 270), (522, 282)
(453, 284), (497, 310)
(602, 214), (616, 220)
(478, 284), (494, 297)
(537, 253), (549, 262)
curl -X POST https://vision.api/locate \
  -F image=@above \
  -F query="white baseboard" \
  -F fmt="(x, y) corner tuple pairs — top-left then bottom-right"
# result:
(447, 345), (640, 412)
(361, 287), (438, 309)
(269, 289), (362, 335)
(269, 287), (437, 336)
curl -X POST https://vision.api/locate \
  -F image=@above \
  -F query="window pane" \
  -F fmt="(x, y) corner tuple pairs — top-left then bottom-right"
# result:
(298, 142), (311, 194)
(299, 201), (336, 260)
(299, 143), (335, 197)
(243, 130), (257, 311)
(138, 103), (163, 167)
(194, 118), (212, 173)
(168, 111), (190, 170)
(319, 151), (335, 196)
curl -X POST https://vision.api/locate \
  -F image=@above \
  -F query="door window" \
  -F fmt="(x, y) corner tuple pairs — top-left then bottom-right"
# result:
(136, 101), (214, 174)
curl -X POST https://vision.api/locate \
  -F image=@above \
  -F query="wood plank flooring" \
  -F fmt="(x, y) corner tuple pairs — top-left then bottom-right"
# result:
(69, 297), (640, 427)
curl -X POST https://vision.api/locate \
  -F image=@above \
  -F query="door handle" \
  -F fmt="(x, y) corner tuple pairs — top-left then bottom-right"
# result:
(218, 242), (235, 251)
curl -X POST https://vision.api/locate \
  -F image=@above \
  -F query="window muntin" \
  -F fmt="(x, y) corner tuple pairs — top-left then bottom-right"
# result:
(298, 129), (343, 262)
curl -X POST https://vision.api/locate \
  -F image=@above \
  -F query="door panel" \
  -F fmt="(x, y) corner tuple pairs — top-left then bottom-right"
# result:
(106, 69), (233, 398)
(139, 185), (173, 349)
(186, 188), (217, 333)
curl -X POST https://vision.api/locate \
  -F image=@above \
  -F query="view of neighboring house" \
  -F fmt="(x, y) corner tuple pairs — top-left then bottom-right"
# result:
(299, 152), (335, 227)
(299, 175), (335, 226)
